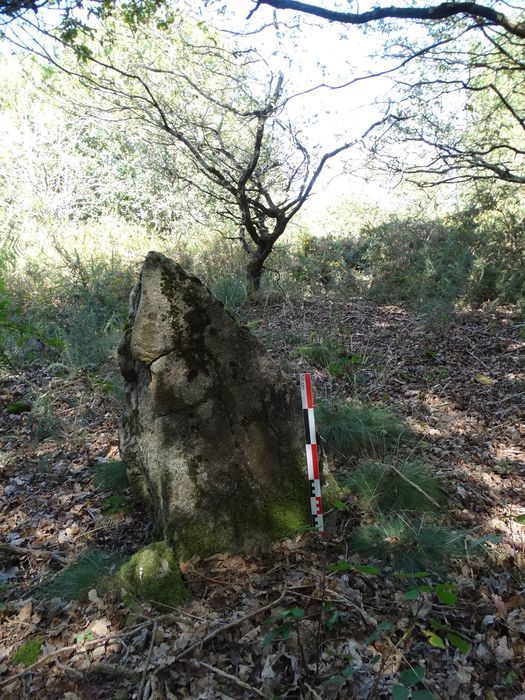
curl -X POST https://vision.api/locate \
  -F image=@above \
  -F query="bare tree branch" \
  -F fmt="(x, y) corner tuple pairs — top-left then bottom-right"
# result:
(250, 0), (525, 39)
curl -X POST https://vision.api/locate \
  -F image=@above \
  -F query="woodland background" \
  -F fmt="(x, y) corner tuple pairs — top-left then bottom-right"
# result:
(0, 1), (524, 698)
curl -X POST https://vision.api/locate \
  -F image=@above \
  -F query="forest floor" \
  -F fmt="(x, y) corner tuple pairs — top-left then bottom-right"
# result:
(0, 297), (524, 699)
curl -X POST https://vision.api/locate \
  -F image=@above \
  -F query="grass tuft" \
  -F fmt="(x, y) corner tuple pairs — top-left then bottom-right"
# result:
(345, 460), (443, 513)
(38, 550), (122, 601)
(317, 401), (411, 461)
(211, 273), (247, 308)
(349, 516), (467, 572)
(91, 459), (129, 493)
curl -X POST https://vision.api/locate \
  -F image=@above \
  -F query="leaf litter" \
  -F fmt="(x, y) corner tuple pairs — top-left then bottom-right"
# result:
(0, 298), (524, 698)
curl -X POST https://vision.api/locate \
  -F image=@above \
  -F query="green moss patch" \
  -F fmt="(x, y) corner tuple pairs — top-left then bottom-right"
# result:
(118, 542), (190, 609)
(5, 400), (32, 415)
(12, 636), (44, 667)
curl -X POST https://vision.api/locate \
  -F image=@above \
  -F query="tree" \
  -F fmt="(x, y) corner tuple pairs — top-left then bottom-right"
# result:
(36, 9), (363, 294)
(251, 1), (525, 189)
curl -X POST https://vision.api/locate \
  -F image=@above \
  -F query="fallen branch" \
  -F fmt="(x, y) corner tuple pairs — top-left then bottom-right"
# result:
(0, 542), (70, 566)
(173, 589), (288, 661)
(138, 621), (157, 700)
(326, 588), (378, 628)
(386, 464), (442, 509)
(197, 661), (266, 697)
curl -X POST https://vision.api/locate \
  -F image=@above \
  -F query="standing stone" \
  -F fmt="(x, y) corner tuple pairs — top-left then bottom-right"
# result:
(118, 252), (310, 560)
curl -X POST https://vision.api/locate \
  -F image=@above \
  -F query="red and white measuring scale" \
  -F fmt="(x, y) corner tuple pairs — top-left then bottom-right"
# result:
(300, 373), (324, 532)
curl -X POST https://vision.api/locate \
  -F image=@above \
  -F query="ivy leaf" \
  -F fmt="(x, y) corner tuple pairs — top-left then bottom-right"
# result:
(435, 584), (457, 606)
(263, 623), (291, 645)
(424, 630), (446, 649)
(392, 685), (410, 700)
(412, 691), (438, 700)
(505, 670), (518, 686)
(333, 500), (349, 510)
(397, 571), (431, 579)
(399, 666), (425, 686)
(403, 588), (421, 600)
(447, 631), (470, 653)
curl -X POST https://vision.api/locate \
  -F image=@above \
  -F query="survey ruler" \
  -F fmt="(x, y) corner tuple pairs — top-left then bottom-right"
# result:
(300, 372), (324, 532)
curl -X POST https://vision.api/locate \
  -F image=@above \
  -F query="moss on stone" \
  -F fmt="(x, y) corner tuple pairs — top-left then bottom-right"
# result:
(117, 541), (190, 609)
(322, 470), (345, 510)
(170, 456), (311, 561)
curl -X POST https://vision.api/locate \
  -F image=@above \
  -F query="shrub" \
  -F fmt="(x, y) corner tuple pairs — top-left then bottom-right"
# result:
(362, 215), (475, 308)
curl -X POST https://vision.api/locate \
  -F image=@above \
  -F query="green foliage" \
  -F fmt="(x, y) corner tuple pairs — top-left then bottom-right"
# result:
(348, 516), (467, 572)
(345, 461), (443, 513)
(263, 606), (306, 645)
(360, 196), (525, 310)
(317, 400), (411, 461)
(91, 460), (129, 493)
(38, 550), (121, 601)
(100, 494), (132, 514)
(362, 215), (475, 309)
(7, 249), (134, 372)
(285, 232), (366, 293)
(12, 637), (44, 667)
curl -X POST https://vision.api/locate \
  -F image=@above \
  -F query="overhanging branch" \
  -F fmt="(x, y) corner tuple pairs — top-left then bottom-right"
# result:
(250, 1), (525, 39)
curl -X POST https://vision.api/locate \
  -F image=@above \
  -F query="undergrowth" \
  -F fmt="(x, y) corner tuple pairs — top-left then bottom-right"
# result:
(317, 400), (411, 460)
(345, 460), (443, 513)
(38, 550), (122, 601)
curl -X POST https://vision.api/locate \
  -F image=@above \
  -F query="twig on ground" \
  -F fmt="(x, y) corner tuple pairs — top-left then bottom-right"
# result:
(0, 542), (70, 566)
(304, 681), (323, 699)
(138, 621), (157, 700)
(197, 661), (266, 697)
(173, 589), (288, 661)
(326, 588), (378, 628)
(386, 463), (441, 509)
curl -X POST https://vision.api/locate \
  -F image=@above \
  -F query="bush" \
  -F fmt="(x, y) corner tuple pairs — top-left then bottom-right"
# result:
(362, 215), (475, 308)
(284, 232), (366, 292)
(317, 401), (411, 461)
(7, 250), (134, 371)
